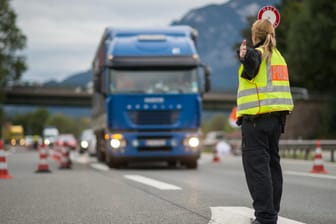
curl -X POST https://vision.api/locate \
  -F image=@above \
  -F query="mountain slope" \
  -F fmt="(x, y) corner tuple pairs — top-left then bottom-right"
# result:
(172, 0), (280, 91)
(45, 70), (91, 87)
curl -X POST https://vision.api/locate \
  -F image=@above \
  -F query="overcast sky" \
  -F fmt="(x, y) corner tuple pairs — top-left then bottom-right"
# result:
(11, 0), (229, 83)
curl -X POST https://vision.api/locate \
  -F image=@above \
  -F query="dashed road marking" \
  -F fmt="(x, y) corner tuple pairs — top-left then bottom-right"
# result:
(285, 170), (336, 180)
(90, 163), (110, 171)
(208, 207), (306, 224)
(124, 175), (182, 190)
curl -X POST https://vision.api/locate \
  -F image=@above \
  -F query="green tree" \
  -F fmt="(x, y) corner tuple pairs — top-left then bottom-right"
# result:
(287, 0), (336, 92)
(0, 0), (27, 135)
(10, 112), (27, 127)
(8, 108), (90, 138)
(320, 95), (336, 138)
(202, 113), (237, 139)
(208, 114), (234, 132)
(28, 108), (49, 135)
(276, 0), (303, 53)
(46, 114), (75, 134)
(0, 0), (27, 87)
(285, 0), (336, 137)
(7, 108), (49, 136)
(0, 107), (4, 137)
(46, 114), (90, 137)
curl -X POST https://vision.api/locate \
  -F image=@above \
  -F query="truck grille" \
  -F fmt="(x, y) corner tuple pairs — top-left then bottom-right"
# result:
(128, 110), (180, 125)
(138, 146), (172, 152)
(137, 135), (173, 152)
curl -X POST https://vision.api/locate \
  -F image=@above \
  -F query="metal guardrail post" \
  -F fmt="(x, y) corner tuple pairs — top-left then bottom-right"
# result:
(331, 149), (335, 163)
(304, 148), (310, 160)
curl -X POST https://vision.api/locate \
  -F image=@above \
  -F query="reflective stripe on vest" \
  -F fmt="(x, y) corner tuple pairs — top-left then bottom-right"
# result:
(236, 48), (294, 117)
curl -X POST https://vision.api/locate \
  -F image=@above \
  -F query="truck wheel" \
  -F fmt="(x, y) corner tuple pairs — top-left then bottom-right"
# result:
(105, 152), (121, 169)
(97, 149), (105, 162)
(105, 152), (112, 167)
(185, 159), (198, 169)
(168, 161), (177, 168)
(96, 134), (105, 162)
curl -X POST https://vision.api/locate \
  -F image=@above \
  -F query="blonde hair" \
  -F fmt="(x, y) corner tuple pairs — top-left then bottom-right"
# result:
(252, 19), (276, 62)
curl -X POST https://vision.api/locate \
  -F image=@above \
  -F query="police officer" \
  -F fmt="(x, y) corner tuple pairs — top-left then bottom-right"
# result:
(236, 19), (294, 224)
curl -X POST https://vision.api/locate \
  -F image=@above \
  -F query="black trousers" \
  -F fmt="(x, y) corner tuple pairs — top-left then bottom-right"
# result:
(241, 115), (283, 224)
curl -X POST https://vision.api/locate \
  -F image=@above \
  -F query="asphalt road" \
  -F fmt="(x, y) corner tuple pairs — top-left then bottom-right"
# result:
(1, 146), (336, 224)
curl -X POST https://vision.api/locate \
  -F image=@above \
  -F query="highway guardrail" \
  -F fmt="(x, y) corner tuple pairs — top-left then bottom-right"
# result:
(225, 139), (336, 162)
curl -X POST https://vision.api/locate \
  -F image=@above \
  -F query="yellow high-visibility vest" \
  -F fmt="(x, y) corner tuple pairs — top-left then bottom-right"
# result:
(236, 47), (294, 118)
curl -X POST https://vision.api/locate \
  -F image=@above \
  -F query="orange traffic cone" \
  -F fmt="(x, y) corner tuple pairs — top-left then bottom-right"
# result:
(35, 144), (51, 173)
(59, 144), (72, 169)
(52, 145), (62, 162)
(212, 146), (221, 163)
(310, 140), (328, 174)
(0, 140), (13, 179)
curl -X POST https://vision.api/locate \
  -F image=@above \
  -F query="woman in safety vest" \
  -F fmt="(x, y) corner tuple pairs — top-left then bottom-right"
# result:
(236, 19), (294, 224)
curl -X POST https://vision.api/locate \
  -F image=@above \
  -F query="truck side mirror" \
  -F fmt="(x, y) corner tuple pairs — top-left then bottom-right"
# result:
(93, 75), (102, 93)
(203, 65), (211, 93)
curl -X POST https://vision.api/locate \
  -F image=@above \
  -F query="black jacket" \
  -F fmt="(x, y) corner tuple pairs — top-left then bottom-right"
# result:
(237, 41), (263, 80)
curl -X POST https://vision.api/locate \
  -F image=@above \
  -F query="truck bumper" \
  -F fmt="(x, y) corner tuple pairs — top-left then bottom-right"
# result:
(105, 131), (201, 162)
(108, 154), (200, 163)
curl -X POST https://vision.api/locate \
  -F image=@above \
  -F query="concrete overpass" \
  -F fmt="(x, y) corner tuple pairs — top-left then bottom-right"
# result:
(3, 86), (237, 111)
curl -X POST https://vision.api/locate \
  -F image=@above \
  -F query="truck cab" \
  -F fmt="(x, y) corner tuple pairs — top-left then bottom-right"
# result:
(92, 26), (211, 168)
(43, 127), (59, 147)
(9, 125), (24, 146)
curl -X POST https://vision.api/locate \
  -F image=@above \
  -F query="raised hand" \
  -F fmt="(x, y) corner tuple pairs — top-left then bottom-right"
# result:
(239, 39), (247, 60)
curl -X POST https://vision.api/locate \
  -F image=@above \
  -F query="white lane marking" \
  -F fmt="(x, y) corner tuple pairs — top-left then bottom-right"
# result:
(199, 153), (213, 165)
(124, 175), (182, 190)
(208, 207), (306, 224)
(91, 163), (110, 171)
(70, 151), (98, 164)
(71, 154), (92, 164)
(285, 170), (336, 180)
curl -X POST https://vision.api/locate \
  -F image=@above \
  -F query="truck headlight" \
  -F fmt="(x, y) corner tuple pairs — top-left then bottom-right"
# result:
(184, 136), (200, 148)
(110, 133), (126, 149)
(11, 139), (16, 146)
(44, 139), (50, 146)
(81, 140), (89, 149)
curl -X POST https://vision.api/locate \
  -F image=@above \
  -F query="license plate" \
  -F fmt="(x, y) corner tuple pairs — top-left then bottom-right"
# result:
(146, 139), (166, 147)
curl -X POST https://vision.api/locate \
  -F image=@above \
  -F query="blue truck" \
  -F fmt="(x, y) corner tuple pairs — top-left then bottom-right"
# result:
(92, 26), (211, 169)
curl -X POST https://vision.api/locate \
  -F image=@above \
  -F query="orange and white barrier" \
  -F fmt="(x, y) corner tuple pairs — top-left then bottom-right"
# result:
(310, 140), (328, 174)
(35, 144), (51, 173)
(59, 145), (72, 169)
(51, 144), (62, 162)
(212, 148), (221, 163)
(0, 140), (12, 179)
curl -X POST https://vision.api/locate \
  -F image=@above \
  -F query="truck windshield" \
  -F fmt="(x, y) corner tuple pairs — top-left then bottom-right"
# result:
(109, 68), (199, 94)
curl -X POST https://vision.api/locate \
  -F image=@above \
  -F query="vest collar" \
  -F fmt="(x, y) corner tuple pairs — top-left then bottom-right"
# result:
(253, 39), (265, 48)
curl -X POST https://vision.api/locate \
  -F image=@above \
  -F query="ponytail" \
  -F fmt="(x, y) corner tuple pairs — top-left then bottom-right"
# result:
(252, 20), (276, 63)
(263, 33), (276, 63)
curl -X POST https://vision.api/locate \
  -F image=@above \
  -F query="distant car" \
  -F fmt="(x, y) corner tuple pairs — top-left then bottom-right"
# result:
(203, 131), (226, 147)
(79, 129), (96, 156)
(216, 140), (232, 155)
(43, 127), (59, 147)
(24, 135), (34, 148)
(25, 135), (42, 149)
(54, 134), (78, 150)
